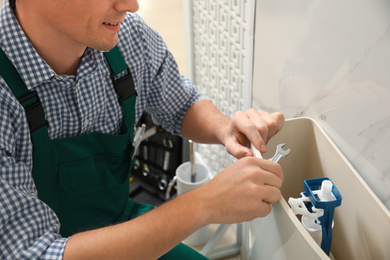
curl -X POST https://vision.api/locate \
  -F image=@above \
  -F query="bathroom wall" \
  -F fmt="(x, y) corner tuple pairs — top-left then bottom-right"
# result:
(252, 0), (390, 209)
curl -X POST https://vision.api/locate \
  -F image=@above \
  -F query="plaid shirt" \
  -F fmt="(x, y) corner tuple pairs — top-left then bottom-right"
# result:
(0, 0), (204, 258)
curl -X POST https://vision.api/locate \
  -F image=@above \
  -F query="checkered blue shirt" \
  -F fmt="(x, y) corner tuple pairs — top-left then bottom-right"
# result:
(0, 0), (204, 258)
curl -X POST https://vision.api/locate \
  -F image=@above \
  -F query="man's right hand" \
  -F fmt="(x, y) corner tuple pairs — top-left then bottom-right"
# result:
(191, 157), (284, 225)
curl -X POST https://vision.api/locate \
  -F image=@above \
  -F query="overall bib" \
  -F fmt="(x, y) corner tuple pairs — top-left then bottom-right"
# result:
(0, 46), (207, 259)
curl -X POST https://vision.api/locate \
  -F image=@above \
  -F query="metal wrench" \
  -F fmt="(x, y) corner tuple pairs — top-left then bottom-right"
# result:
(271, 143), (291, 163)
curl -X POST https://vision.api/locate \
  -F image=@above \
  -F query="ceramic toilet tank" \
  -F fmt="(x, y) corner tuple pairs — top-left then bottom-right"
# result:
(250, 118), (390, 260)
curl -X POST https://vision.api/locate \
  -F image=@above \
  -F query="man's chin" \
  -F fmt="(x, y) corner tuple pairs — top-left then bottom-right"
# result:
(90, 37), (119, 52)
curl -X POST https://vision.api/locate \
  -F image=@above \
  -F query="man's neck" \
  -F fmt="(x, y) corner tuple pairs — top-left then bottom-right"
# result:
(14, 0), (85, 76)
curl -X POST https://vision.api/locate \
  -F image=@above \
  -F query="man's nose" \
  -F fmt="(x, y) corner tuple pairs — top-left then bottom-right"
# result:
(114, 0), (139, 13)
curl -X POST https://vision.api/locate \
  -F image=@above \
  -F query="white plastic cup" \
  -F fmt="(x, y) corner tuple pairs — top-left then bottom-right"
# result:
(175, 162), (211, 246)
(176, 162), (210, 195)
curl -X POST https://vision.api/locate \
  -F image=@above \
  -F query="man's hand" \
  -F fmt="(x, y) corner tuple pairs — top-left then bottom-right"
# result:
(223, 109), (285, 159)
(191, 156), (284, 224)
(181, 101), (284, 157)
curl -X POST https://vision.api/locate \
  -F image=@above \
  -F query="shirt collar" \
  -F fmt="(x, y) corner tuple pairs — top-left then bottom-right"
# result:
(0, 0), (56, 89)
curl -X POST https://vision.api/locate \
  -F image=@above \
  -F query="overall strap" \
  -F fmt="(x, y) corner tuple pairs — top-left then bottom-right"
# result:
(0, 47), (49, 148)
(104, 46), (137, 139)
(104, 46), (137, 104)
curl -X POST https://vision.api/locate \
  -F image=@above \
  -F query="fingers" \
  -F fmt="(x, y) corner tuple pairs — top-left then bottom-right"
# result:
(242, 158), (283, 216)
(245, 109), (269, 150)
(225, 111), (256, 158)
(199, 157), (284, 224)
(246, 109), (284, 152)
(258, 188), (281, 217)
(261, 186), (282, 205)
(258, 201), (272, 218)
(253, 157), (284, 183)
(228, 109), (285, 156)
(270, 112), (285, 137)
(258, 111), (284, 143)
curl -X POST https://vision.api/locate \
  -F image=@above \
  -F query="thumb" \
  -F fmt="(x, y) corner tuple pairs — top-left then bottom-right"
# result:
(227, 142), (252, 159)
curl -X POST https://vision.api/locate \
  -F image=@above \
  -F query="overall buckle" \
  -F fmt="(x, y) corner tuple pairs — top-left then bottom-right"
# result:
(111, 68), (137, 104)
(18, 91), (49, 132)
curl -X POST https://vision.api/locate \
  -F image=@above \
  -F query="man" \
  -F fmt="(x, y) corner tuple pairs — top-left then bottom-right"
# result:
(0, 0), (285, 259)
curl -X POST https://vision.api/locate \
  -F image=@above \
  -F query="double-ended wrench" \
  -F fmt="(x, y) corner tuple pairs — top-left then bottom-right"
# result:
(271, 143), (290, 163)
(250, 143), (290, 163)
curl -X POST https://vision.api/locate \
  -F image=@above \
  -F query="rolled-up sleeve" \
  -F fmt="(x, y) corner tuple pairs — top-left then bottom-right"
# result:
(0, 177), (67, 260)
(146, 53), (206, 135)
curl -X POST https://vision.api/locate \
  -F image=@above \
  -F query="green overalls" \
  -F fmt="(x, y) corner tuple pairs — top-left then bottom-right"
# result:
(0, 46), (207, 259)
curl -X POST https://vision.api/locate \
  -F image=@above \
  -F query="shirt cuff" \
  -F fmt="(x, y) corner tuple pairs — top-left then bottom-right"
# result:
(41, 237), (68, 260)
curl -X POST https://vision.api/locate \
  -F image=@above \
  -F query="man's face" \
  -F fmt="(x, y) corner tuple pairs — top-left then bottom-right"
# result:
(38, 0), (139, 51)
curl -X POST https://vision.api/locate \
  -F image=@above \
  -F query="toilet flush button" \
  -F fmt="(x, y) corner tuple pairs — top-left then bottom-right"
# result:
(319, 180), (336, 201)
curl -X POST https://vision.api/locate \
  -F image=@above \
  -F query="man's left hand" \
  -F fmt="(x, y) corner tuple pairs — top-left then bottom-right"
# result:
(223, 109), (284, 159)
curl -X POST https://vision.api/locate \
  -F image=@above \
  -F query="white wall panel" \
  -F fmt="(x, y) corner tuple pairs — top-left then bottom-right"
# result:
(184, 0), (255, 176)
